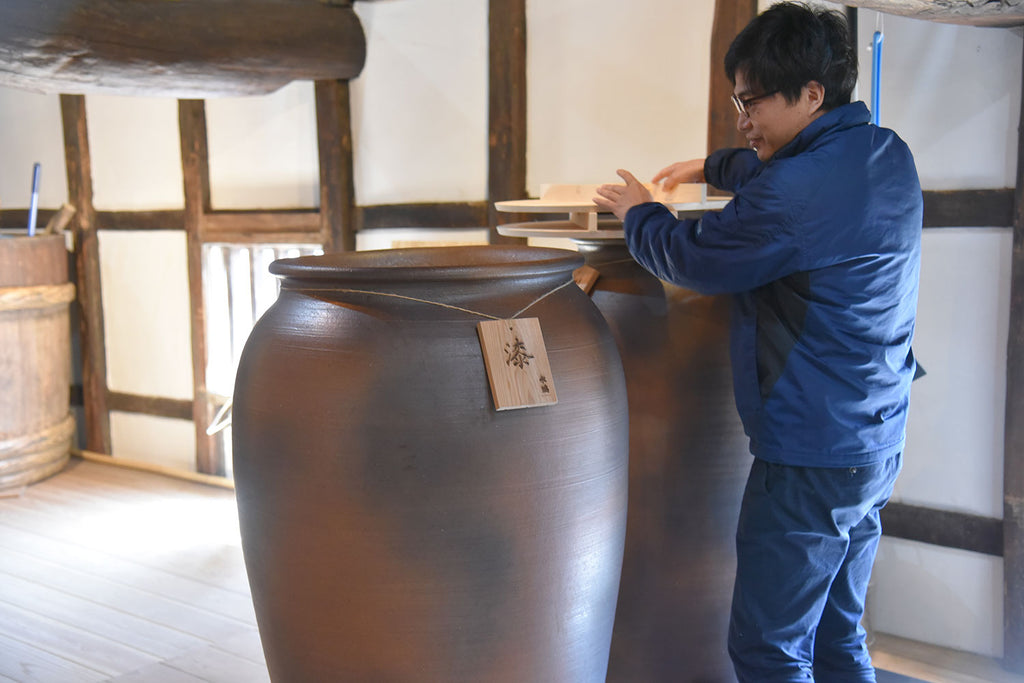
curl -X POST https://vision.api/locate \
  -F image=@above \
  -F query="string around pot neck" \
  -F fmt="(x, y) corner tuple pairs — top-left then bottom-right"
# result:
(290, 277), (578, 321)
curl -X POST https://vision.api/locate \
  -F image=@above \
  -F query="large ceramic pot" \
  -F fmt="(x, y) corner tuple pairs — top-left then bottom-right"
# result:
(573, 239), (750, 683)
(232, 246), (629, 682)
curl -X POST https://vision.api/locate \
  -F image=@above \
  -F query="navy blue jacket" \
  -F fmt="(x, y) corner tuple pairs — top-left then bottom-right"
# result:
(623, 102), (922, 467)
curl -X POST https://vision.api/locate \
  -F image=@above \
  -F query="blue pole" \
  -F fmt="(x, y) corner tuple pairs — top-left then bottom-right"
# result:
(871, 30), (883, 126)
(27, 163), (41, 236)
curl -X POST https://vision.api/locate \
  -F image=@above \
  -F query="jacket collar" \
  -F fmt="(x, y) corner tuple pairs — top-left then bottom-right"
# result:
(770, 101), (872, 162)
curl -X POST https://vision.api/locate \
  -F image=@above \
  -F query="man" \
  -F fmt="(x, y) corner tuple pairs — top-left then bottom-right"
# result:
(593, 3), (922, 682)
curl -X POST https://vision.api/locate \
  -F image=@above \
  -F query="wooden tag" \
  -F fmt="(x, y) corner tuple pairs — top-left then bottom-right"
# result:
(477, 318), (557, 410)
(573, 265), (600, 294)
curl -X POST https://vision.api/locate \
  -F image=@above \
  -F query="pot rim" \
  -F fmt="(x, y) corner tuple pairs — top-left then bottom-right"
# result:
(269, 245), (584, 283)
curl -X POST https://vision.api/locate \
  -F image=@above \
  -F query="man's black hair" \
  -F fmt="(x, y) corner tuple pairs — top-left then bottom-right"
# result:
(724, 1), (857, 111)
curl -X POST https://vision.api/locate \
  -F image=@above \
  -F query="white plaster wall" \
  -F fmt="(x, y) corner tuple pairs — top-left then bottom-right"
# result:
(86, 95), (184, 210)
(351, 0), (488, 206)
(902, 229), (1012, 520)
(526, 0), (715, 195)
(855, 11), (1020, 190)
(0, 88), (68, 212)
(870, 537), (1004, 658)
(205, 82), (319, 210)
(848, 11), (1021, 658)
(109, 412), (197, 473)
(97, 231), (194, 401)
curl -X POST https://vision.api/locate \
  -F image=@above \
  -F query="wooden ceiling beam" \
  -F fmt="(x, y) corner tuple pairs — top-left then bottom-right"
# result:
(841, 0), (1024, 28)
(0, 0), (367, 97)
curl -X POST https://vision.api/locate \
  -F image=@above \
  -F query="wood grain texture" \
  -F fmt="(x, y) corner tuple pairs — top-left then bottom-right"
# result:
(842, 0), (1024, 27)
(178, 100), (217, 475)
(708, 0), (758, 154)
(315, 79), (357, 252)
(487, 0), (528, 244)
(60, 94), (110, 456)
(1004, 38), (1024, 675)
(477, 318), (557, 410)
(0, 457), (267, 682)
(0, 0), (366, 97)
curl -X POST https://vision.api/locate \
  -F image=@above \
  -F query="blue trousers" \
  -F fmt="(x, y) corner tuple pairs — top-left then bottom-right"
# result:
(728, 454), (902, 683)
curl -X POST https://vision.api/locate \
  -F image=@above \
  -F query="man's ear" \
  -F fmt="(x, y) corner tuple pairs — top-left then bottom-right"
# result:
(805, 80), (825, 114)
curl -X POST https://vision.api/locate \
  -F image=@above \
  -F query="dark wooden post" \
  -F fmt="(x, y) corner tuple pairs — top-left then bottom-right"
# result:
(487, 0), (528, 243)
(60, 94), (111, 455)
(315, 79), (358, 252)
(1003, 41), (1024, 675)
(707, 0), (758, 154)
(178, 99), (218, 475)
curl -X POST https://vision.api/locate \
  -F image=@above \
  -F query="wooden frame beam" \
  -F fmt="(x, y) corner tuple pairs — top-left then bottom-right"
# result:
(178, 99), (219, 475)
(1003, 38), (1024, 675)
(881, 503), (1003, 557)
(924, 189), (1015, 229)
(708, 0), (758, 153)
(1, 190), (1013, 234)
(487, 0), (527, 244)
(315, 79), (357, 252)
(107, 392), (194, 422)
(360, 202), (488, 231)
(60, 94), (111, 455)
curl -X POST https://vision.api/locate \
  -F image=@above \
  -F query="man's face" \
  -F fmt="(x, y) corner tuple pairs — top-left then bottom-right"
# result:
(733, 69), (824, 162)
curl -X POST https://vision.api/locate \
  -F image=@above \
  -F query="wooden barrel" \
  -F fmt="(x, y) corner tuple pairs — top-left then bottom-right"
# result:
(0, 235), (76, 490)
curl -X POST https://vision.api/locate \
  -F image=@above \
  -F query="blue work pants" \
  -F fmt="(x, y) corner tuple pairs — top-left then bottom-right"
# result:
(728, 454), (902, 682)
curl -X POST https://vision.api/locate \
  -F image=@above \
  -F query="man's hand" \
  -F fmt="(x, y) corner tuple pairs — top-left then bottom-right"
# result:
(594, 169), (653, 221)
(651, 159), (706, 192)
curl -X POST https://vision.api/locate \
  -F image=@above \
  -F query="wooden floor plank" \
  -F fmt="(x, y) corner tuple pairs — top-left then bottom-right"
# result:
(0, 546), (252, 644)
(0, 481), (248, 590)
(210, 629), (267, 666)
(0, 631), (107, 683)
(106, 663), (208, 683)
(0, 600), (158, 676)
(157, 644), (271, 683)
(0, 573), (210, 659)
(871, 633), (1024, 683)
(0, 524), (255, 622)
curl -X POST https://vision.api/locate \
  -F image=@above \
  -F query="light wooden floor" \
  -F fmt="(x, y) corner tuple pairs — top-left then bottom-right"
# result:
(0, 458), (266, 682)
(0, 456), (1021, 683)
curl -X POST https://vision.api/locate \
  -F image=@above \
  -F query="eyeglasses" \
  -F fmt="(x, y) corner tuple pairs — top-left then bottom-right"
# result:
(731, 90), (780, 117)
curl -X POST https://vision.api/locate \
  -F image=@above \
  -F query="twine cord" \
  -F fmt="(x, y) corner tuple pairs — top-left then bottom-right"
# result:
(211, 278), (577, 434)
(293, 278), (578, 321)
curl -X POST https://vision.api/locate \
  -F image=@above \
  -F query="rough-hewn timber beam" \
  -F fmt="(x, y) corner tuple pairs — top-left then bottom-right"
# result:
(840, 0), (1024, 28)
(107, 392), (194, 422)
(708, 0), (759, 153)
(360, 203), (489, 231)
(315, 80), (357, 252)
(923, 189), (1015, 228)
(487, 0), (528, 244)
(178, 99), (219, 475)
(0, 0), (366, 97)
(881, 502), (1003, 556)
(1003, 32), (1024, 676)
(60, 94), (111, 455)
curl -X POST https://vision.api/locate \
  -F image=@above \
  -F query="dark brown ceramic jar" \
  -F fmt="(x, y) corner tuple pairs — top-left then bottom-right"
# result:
(572, 239), (751, 683)
(232, 246), (628, 682)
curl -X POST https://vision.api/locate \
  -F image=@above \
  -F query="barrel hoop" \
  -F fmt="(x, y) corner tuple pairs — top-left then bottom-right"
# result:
(0, 283), (76, 313)
(0, 413), (76, 459)
(0, 454), (69, 490)
(0, 441), (70, 476)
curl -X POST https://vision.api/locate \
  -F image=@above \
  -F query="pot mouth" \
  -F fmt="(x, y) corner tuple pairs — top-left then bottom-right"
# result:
(270, 245), (583, 283)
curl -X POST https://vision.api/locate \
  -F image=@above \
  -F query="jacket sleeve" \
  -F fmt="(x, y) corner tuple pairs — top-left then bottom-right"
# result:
(704, 147), (762, 192)
(622, 170), (805, 294)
